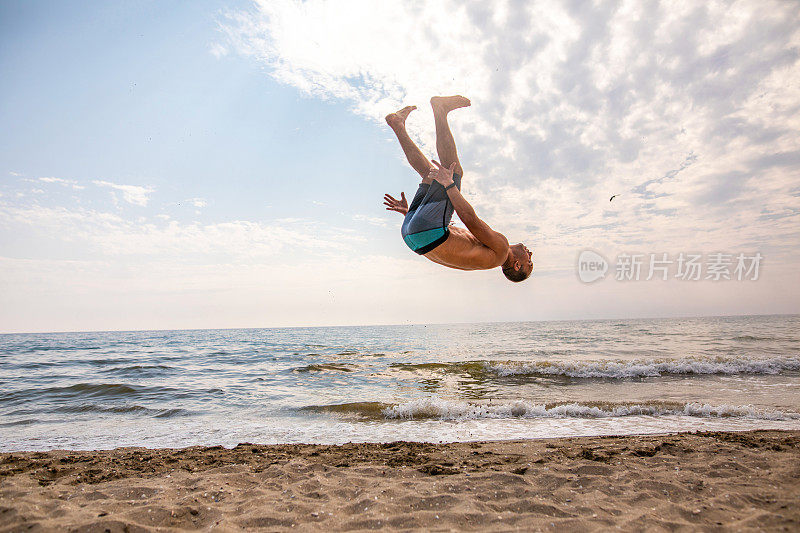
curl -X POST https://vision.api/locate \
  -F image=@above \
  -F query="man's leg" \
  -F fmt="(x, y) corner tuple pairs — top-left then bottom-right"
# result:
(385, 106), (432, 183)
(431, 95), (471, 178)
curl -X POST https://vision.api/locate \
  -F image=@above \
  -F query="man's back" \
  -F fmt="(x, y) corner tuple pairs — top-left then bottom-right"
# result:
(424, 226), (505, 271)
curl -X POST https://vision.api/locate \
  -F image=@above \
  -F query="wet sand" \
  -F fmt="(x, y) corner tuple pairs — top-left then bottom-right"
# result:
(1, 430), (798, 531)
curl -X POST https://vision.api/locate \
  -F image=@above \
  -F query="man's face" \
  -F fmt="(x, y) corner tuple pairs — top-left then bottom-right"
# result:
(518, 244), (533, 275)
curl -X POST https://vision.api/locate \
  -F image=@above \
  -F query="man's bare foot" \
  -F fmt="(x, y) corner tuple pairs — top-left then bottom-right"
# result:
(430, 95), (471, 114)
(385, 105), (417, 129)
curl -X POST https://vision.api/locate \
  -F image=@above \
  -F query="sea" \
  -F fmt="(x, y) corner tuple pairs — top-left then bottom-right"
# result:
(1, 315), (799, 451)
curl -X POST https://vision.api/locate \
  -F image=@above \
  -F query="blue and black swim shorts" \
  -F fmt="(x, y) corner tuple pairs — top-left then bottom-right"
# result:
(401, 173), (462, 255)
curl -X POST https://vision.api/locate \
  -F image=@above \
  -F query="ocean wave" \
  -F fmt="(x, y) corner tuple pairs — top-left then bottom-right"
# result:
(293, 363), (356, 373)
(51, 404), (191, 418)
(0, 418), (39, 428)
(0, 382), (214, 405)
(85, 358), (143, 367)
(390, 356), (800, 379)
(733, 335), (775, 341)
(301, 401), (388, 417)
(381, 399), (800, 421)
(483, 356), (800, 378)
(99, 364), (175, 375)
(301, 399), (800, 421)
(8, 357), (134, 369)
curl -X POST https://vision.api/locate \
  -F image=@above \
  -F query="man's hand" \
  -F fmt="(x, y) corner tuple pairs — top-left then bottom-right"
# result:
(428, 160), (456, 187)
(383, 192), (408, 216)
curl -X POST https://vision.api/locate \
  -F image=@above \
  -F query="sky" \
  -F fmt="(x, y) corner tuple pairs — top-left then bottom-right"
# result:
(1, 0), (799, 333)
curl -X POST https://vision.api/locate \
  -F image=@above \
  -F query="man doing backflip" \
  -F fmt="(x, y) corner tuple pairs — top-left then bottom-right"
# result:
(383, 96), (533, 282)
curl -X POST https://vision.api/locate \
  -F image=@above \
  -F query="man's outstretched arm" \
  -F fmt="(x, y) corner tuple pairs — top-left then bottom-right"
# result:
(428, 161), (509, 258)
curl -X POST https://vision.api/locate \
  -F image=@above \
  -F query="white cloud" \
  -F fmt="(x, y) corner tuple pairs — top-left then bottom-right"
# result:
(188, 197), (208, 208)
(39, 177), (85, 190)
(0, 197), (455, 331)
(93, 180), (154, 206)
(0, 203), (362, 258)
(209, 42), (229, 58)
(40, 177), (71, 184)
(224, 0), (800, 275)
(352, 213), (387, 227)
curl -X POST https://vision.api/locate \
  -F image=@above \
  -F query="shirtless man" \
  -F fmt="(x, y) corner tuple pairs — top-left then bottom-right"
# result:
(383, 96), (533, 282)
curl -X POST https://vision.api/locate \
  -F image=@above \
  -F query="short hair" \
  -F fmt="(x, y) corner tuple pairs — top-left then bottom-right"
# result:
(503, 265), (530, 283)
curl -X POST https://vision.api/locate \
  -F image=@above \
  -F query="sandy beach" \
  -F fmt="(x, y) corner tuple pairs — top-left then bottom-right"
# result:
(0, 430), (797, 531)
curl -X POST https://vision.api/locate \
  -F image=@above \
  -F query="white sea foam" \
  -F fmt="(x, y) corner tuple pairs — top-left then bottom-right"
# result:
(382, 398), (800, 421)
(483, 356), (800, 379)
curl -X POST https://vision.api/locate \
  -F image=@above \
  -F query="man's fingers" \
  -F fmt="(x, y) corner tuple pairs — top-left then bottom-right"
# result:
(432, 160), (442, 169)
(400, 192), (406, 201)
(449, 162), (456, 171)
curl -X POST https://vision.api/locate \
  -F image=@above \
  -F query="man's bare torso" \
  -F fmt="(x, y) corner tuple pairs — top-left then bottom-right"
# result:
(423, 225), (505, 271)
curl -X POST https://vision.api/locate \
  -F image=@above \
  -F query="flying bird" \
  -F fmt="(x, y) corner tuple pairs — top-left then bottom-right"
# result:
(609, 195), (619, 202)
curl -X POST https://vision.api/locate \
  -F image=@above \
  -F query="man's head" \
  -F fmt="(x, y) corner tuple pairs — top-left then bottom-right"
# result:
(502, 243), (533, 283)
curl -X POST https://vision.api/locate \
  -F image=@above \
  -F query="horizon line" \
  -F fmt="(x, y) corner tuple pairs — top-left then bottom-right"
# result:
(1, 312), (796, 336)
